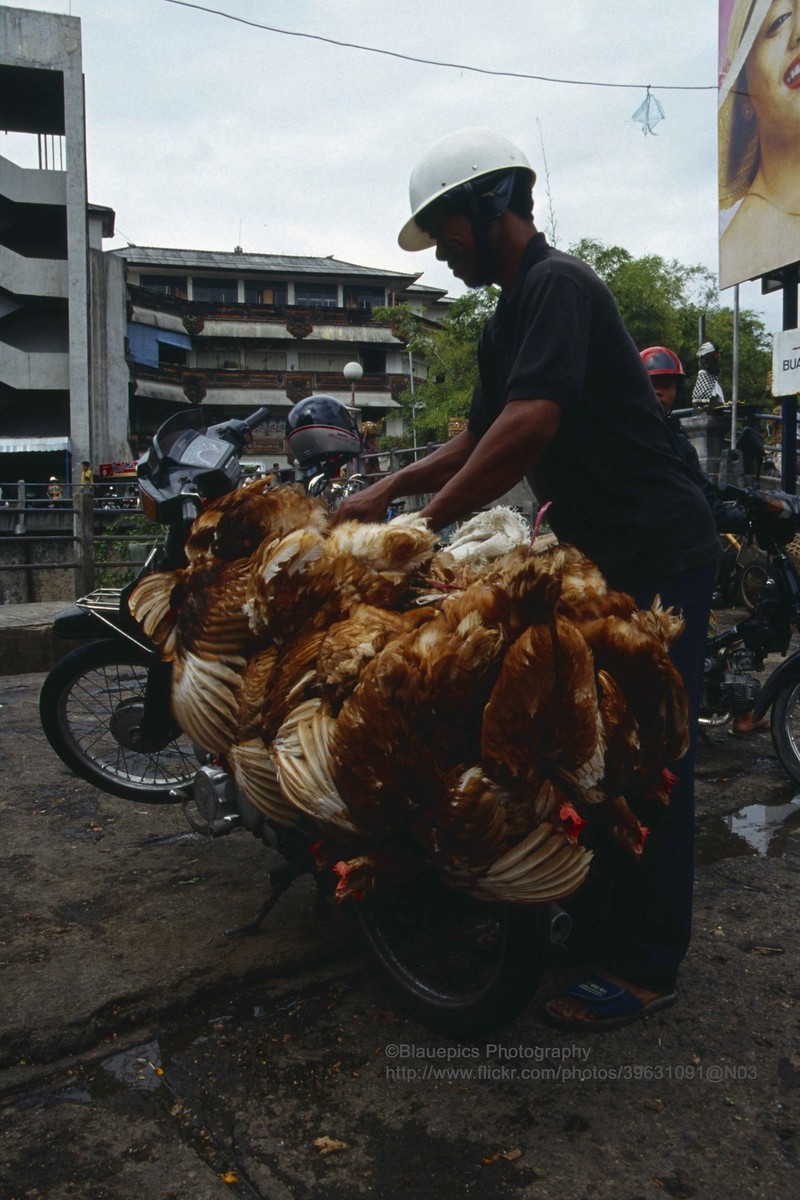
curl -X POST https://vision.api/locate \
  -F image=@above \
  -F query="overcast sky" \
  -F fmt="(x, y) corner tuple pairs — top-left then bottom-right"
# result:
(6, 0), (787, 334)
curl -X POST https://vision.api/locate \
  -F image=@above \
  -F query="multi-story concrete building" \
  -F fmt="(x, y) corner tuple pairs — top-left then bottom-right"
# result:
(116, 246), (447, 464)
(0, 5), (129, 487)
(0, 4), (449, 486)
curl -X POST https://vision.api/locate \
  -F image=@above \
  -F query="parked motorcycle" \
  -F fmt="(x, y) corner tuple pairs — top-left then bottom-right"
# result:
(713, 529), (769, 611)
(701, 483), (800, 784)
(40, 405), (563, 1036)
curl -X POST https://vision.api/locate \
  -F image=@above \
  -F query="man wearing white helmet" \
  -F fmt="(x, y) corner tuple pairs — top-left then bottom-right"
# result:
(335, 128), (720, 1031)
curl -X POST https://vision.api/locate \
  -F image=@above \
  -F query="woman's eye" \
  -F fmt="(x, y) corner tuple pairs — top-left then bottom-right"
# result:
(764, 9), (791, 36)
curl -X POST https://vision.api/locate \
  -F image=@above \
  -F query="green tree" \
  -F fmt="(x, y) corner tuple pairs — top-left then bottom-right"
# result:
(375, 289), (498, 440)
(569, 238), (771, 405)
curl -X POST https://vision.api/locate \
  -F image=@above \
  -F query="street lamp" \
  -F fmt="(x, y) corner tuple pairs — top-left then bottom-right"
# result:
(343, 361), (363, 414)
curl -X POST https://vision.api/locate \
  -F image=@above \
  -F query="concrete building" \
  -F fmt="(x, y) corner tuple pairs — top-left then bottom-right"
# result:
(0, 5), (129, 487)
(116, 246), (447, 464)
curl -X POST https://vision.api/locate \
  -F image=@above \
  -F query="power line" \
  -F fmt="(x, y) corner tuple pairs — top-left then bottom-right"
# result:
(161, 0), (717, 92)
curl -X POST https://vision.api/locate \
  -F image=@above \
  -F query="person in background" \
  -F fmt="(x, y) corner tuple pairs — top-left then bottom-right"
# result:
(335, 127), (721, 1031)
(80, 460), (94, 492)
(46, 476), (63, 503)
(640, 346), (768, 737)
(692, 342), (726, 411)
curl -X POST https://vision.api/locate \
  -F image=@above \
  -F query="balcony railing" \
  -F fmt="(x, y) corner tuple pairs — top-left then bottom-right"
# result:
(130, 363), (410, 400)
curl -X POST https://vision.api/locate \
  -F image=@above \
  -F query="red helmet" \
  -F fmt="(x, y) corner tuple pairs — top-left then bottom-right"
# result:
(640, 346), (685, 377)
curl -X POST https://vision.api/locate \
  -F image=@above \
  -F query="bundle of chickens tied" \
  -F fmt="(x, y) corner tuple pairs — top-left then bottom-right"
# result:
(130, 484), (688, 905)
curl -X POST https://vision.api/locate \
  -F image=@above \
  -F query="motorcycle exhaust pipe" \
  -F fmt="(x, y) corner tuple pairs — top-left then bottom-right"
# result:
(548, 902), (572, 946)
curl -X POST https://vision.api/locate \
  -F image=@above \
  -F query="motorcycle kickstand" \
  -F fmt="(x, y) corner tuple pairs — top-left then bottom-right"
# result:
(225, 857), (311, 938)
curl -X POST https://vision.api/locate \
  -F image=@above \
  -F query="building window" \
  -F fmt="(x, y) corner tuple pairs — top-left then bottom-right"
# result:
(361, 347), (386, 374)
(158, 342), (187, 366)
(343, 285), (386, 310)
(244, 280), (287, 305)
(192, 277), (238, 304)
(294, 283), (338, 308)
(298, 353), (349, 373)
(138, 274), (188, 298)
(244, 350), (287, 370)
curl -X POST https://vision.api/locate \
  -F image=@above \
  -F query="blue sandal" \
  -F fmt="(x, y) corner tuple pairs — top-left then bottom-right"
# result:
(543, 972), (677, 1031)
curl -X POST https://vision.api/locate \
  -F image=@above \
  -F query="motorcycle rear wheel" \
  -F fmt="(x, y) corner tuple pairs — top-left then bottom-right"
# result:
(770, 677), (800, 786)
(352, 870), (545, 1037)
(40, 639), (198, 802)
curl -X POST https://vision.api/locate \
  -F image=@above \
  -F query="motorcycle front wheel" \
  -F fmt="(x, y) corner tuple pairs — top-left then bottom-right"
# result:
(740, 561), (770, 610)
(40, 639), (198, 802)
(352, 870), (545, 1037)
(770, 677), (800, 786)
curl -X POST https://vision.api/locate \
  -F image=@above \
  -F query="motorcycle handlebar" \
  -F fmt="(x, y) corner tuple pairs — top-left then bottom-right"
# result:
(204, 407), (271, 453)
(241, 406), (271, 432)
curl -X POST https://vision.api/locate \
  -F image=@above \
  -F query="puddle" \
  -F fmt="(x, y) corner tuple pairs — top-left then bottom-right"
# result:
(101, 1038), (164, 1092)
(696, 794), (800, 865)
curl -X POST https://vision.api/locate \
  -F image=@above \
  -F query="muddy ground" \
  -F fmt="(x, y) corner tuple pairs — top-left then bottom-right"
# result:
(1, 668), (799, 1200)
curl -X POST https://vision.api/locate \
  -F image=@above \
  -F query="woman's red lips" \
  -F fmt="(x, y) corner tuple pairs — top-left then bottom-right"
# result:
(785, 55), (800, 88)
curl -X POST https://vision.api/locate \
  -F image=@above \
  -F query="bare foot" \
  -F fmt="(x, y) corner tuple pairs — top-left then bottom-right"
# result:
(732, 713), (770, 735)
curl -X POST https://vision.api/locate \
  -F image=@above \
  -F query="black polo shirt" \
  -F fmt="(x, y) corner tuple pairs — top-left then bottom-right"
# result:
(468, 233), (720, 592)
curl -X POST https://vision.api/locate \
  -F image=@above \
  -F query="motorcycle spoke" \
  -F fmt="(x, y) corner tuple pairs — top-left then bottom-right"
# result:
(59, 658), (196, 788)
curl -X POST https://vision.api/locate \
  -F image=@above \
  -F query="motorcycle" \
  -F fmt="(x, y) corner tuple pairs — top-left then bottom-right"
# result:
(713, 529), (769, 611)
(701, 483), (800, 785)
(40, 405), (566, 1036)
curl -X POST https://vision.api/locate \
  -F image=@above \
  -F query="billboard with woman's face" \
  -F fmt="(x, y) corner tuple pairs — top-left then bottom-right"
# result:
(718, 0), (800, 290)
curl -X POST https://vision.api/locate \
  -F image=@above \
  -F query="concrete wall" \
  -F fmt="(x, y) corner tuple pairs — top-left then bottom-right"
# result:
(89, 249), (132, 465)
(1, 6), (91, 478)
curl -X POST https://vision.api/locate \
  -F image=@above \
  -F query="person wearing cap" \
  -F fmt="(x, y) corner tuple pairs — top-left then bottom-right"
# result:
(719, 0), (800, 288)
(335, 129), (721, 1031)
(692, 342), (726, 411)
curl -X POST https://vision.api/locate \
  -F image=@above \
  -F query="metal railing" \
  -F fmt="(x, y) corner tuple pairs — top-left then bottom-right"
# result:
(0, 449), (441, 602)
(0, 480), (160, 603)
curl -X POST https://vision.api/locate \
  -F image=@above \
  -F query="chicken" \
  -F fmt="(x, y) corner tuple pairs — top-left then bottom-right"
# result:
(130, 496), (690, 908)
(579, 599), (689, 799)
(184, 481), (327, 565)
(316, 603), (436, 709)
(481, 616), (605, 804)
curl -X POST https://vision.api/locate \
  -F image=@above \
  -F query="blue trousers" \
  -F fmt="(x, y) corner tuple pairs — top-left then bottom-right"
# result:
(567, 563), (716, 994)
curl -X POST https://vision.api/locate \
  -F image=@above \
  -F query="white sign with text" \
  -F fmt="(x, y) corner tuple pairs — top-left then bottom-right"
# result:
(772, 330), (800, 397)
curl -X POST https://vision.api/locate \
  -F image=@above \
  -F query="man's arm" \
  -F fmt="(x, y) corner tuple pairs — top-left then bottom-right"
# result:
(421, 399), (560, 530)
(331, 428), (477, 524)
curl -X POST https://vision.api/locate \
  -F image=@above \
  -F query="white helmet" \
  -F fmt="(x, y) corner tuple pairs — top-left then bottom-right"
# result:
(398, 128), (535, 251)
(698, 341), (718, 358)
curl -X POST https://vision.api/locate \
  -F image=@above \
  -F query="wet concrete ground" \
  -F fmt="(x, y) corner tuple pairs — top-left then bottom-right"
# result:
(1, 668), (799, 1199)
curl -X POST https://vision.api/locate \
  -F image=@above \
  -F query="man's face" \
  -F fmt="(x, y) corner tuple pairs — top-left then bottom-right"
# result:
(651, 375), (678, 415)
(428, 210), (486, 288)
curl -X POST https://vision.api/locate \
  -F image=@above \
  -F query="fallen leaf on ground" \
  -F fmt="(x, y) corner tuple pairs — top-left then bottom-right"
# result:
(314, 1136), (349, 1156)
(483, 1148), (522, 1164)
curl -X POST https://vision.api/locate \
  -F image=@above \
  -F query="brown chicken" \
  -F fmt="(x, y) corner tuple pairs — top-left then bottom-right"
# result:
(130, 494), (690, 907)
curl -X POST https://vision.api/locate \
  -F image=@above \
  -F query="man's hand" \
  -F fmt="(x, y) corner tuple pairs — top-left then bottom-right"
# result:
(330, 478), (393, 526)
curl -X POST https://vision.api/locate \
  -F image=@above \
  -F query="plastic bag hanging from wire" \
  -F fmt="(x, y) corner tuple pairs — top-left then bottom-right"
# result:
(632, 87), (664, 135)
